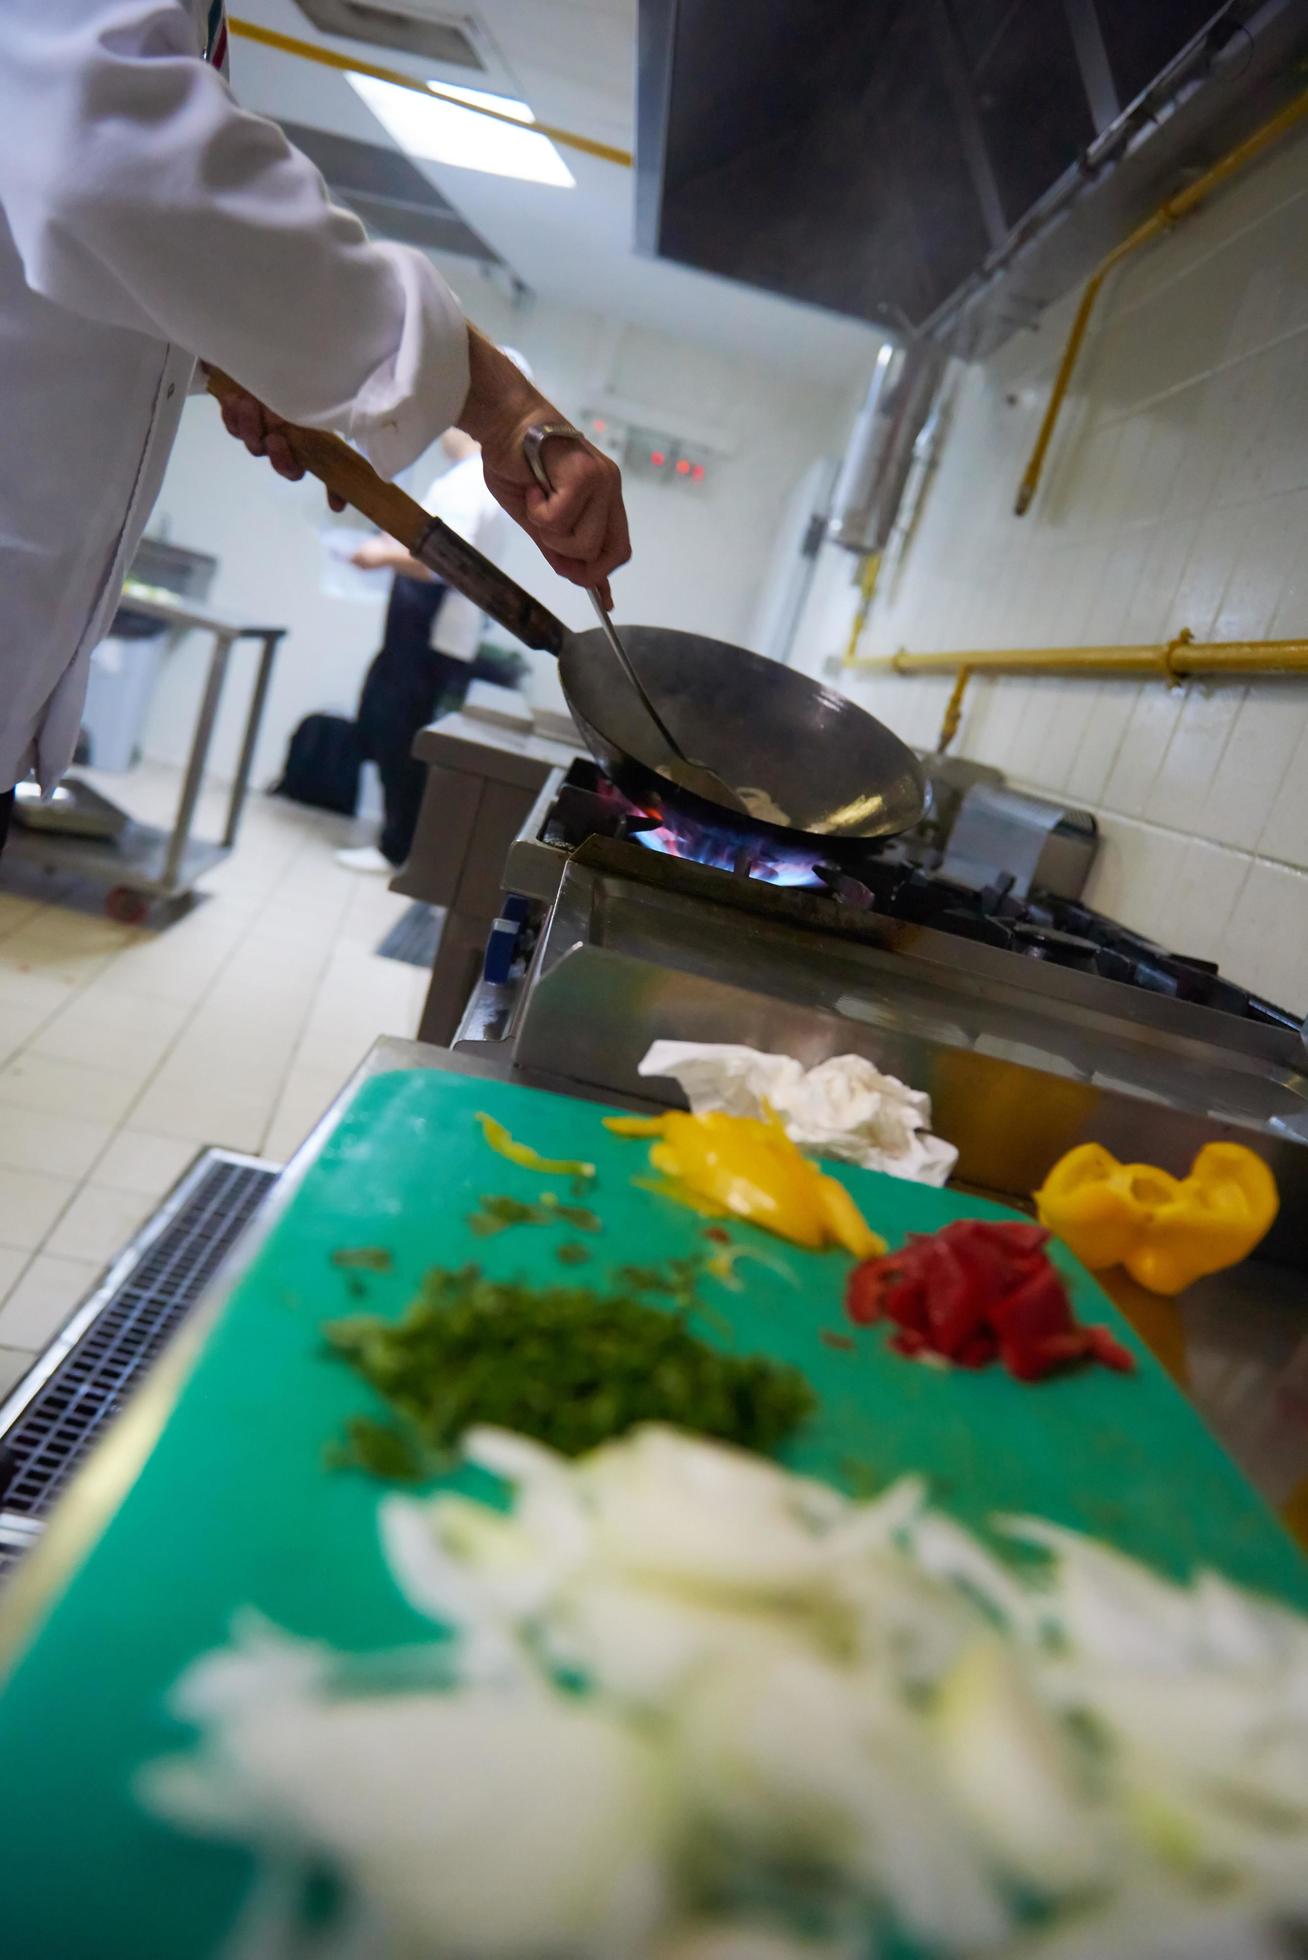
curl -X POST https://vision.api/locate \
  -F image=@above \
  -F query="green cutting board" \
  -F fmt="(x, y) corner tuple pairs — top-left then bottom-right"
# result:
(0, 1066), (1303, 1960)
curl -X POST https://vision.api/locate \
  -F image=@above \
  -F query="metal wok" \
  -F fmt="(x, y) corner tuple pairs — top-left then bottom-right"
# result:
(207, 371), (926, 850)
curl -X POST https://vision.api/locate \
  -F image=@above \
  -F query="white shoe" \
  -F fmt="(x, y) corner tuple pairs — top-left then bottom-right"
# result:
(335, 845), (394, 875)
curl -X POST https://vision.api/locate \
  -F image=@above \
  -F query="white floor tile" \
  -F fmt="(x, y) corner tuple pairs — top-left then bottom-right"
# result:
(45, 1183), (152, 1265)
(0, 1107), (115, 1182)
(28, 987), (185, 1081)
(0, 1342), (35, 1399)
(0, 1252), (102, 1348)
(0, 999), (69, 1070)
(0, 894), (42, 940)
(8, 907), (135, 954)
(41, 982), (192, 1043)
(0, 925), (118, 988)
(90, 1127), (202, 1201)
(0, 1167), (77, 1252)
(0, 775), (395, 1248)
(129, 1078), (276, 1152)
(261, 1067), (344, 1163)
(289, 1027), (377, 1076)
(0, 1052), (142, 1125)
(0, 1245), (27, 1301)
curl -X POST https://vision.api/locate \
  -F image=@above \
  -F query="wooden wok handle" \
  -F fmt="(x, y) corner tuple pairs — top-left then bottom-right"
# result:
(207, 366), (429, 547)
(204, 367), (567, 656)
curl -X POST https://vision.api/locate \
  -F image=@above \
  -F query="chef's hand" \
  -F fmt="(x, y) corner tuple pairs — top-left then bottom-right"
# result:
(458, 327), (630, 609)
(215, 381), (346, 512)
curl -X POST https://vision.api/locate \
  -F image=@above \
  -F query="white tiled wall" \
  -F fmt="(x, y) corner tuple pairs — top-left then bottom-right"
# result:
(796, 119), (1308, 1011)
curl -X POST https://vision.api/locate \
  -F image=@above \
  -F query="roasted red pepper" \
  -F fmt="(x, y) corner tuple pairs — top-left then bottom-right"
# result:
(846, 1218), (1135, 1382)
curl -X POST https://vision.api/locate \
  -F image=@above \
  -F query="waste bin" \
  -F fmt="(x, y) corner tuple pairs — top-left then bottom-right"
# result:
(80, 604), (170, 773)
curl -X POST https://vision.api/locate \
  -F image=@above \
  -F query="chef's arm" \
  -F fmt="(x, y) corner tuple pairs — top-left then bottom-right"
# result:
(219, 326), (631, 593)
(2, 0), (630, 585)
(1, 0), (465, 478)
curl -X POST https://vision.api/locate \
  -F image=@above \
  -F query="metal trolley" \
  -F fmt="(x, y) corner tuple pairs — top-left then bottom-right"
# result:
(7, 587), (286, 924)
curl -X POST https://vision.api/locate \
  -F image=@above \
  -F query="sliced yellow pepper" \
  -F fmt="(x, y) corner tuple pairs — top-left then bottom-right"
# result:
(619, 1108), (885, 1257)
(1035, 1140), (1277, 1295)
(474, 1111), (595, 1181)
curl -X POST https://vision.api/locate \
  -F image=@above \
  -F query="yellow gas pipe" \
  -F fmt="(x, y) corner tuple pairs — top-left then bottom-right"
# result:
(849, 631), (1308, 682)
(840, 553), (883, 668)
(1015, 86), (1308, 517)
(935, 666), (972, 752)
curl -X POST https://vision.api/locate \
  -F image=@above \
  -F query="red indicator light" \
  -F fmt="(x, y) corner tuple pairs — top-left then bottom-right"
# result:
(691, 463), (706, 482)
(650, 450), (666, 466)
(675, 458), (691, 476)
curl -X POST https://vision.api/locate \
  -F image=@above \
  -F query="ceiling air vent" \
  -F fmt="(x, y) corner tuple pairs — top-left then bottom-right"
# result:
(292, 0), (486, 69)
(281, 119), (505, 264)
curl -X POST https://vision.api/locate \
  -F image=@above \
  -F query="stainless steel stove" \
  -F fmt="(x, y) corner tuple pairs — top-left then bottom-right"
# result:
(441, 755), (1308, 1509)
(456, 758), (1308, 1262)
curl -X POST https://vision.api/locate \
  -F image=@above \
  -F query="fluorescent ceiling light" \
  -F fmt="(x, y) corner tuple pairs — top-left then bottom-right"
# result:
(347, 73), (576, 188)
(431, 81), (534, 123)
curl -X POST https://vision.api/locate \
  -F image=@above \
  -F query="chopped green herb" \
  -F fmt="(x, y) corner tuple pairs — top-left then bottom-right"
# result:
(537, 1193), (602, 1232)
(330, 1246), (393, 1273)
(615, 1256), (704, 1307)
(555, 1241), (592, 1267)
(469, 1193), (602, 1238)
(326, 1265), (814, 1468)
(327, 1415), (428, 1482)
(468, 1195), (542, 1237)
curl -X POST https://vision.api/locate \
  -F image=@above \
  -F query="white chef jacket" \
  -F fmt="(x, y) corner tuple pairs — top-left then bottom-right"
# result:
(424, 455), (508, 661)
(1, 0), (471, 792)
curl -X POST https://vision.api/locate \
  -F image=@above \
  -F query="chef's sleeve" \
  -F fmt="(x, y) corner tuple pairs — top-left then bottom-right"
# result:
(0, 0), (469, 477)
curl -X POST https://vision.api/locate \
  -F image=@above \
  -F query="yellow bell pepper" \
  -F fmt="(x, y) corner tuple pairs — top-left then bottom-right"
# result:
(475, 1111), (595, 1180)
(1035, 1141), (1277, 1296)
(608, 1108), (885, 1257)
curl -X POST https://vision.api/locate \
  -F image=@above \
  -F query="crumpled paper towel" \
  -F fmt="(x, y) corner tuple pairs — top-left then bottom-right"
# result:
(638, 1041), (958, 1187)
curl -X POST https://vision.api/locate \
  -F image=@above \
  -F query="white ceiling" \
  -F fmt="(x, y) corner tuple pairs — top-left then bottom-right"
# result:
(232, 0), (883, 381)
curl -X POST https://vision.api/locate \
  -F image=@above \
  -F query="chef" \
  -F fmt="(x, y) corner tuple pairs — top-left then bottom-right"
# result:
(0, 0), (629, 854)
(338, 379), (524, 876)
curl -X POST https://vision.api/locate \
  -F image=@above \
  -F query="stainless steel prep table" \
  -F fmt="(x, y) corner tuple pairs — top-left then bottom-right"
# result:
(6, 586), (285, 916)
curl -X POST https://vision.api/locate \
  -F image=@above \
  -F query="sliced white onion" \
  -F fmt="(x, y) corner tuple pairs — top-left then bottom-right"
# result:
(934, 1637), (1112, 1895)
(224, 1687), (671, 1958)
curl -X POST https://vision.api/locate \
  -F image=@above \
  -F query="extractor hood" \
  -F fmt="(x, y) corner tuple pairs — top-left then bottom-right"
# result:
(636, 0), (1308, 353)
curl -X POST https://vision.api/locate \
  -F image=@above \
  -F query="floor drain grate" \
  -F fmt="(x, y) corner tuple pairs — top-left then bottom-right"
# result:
(0, 1152), (277, 1525)
(376, 901), (442, 968)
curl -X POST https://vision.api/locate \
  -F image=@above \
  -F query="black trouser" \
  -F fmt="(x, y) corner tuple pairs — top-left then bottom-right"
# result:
(357, 575), (470, 867)
(0, 788), (13, 858)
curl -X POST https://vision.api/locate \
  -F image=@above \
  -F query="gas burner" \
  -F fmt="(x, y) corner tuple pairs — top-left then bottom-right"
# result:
(633, 817), (822, 887)
(529, 759), (1298, 1028)
(592, 774), (823, 888)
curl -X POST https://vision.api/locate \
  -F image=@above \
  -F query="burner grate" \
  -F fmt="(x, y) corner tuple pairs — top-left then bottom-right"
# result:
(0, 1152), (276, 1522)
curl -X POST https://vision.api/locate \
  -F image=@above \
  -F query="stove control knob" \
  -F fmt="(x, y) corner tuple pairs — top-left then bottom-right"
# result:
(484, 914), (522, 984)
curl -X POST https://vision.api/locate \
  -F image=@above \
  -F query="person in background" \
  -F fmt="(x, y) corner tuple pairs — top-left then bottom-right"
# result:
(0, 1), (629, 852)
(336, 351), (528, 875)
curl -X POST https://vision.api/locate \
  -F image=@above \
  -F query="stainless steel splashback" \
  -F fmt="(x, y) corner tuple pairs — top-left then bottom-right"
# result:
(939, 782), (1098, 899)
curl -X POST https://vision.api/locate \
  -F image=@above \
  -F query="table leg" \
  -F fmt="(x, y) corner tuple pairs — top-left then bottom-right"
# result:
(161, 629), (235, 893)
